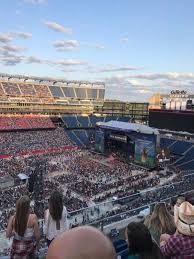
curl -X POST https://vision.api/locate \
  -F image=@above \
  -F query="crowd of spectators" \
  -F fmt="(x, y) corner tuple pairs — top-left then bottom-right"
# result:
(1, 82), (21, 95)
(0, 128), (72, 157)
(0, 116), (55, 131)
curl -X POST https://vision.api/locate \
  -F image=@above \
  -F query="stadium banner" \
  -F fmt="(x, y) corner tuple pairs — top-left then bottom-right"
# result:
(95, 128), (105, 153)
(134, 134), (156, 167)
(109, 134), (127, 143)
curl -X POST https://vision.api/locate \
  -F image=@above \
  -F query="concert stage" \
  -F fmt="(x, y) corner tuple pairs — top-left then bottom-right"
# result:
(95, 121), (159, 168)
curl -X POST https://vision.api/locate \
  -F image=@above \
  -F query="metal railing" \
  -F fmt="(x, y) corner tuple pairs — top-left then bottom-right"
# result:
(0, 172), (194, 256)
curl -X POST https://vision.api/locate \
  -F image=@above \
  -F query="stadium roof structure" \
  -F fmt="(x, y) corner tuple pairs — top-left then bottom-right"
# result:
(0, 73), (105, 88)
(97, 121), (159, 135)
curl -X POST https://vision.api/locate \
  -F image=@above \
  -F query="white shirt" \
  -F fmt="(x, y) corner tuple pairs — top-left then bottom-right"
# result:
(45, 206), (69, 241)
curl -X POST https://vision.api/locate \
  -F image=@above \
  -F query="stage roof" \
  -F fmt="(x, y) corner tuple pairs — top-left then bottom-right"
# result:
(97, 121), (159, 135)
(18, 173), (29, 180)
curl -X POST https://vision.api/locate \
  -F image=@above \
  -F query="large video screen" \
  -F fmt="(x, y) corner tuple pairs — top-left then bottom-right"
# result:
(149, 110), (194, 133)
(134, 135), (156, 167)
(156, 147), (170, 163)
(95, 129), (105, 153)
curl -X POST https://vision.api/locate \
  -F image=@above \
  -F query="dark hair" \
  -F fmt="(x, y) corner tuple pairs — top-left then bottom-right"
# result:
(14, 196), (30, 236)
(170, 197), (177, 207)
(126, 222), (164, 259)
(49, 191), (63, 222)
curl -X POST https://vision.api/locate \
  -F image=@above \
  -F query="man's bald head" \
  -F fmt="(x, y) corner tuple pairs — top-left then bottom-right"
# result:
(47, 226), (116, 259)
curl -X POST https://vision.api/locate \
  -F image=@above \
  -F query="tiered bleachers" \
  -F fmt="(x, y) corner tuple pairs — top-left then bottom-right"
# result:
(174, 146), (194, 166)
(19, 84), (36, 96)
(73, 130), (89, 146)
(0, 116), (55, 131)
(2, 82), (21, 96)
(9, 98), (26, 103)
(77, 116), (89, 127)
(66, 130), (83, 145)
(41, 98), (55, 104)
(25, 97), (42, 103)
(27, 117), (55, 129)
(169, 140), (193, 155)
(160, 137), (176, 148)
(62, 116), (78, 128)
(49, 85), (64, 97)
(34, 85), (51, 97)
(0, 84), (5, 95)
(178, 160), (194, 171)
(89, 115), (98, 127)
(63, 115), (131, 128)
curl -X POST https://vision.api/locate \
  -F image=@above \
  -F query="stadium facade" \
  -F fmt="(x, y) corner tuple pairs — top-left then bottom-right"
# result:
(149, 90), (194, 110)
(0, 73), (105, 115)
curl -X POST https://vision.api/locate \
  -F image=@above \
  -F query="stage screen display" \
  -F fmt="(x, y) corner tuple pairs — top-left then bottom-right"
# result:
(95, 129), (105, 153)
(134, 135), (156, 167)
(156, 147), (170, 163)
(149, 110), (194, 133)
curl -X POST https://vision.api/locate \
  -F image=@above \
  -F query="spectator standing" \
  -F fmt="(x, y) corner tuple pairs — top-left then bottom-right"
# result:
(160, 201), (194, 258)
(6, 195), (40, 259)
(144, 203), (175, 244)
(45, 191), (69, 247)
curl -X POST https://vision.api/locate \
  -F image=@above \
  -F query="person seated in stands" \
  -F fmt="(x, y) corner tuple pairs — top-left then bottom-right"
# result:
(45, 190), (69, 247)
(160, 201), (194, 258)
(46, 225), (116, 259)
(125, 222), (164, 259)
(6, 195), (40, 259)
(144, 203), (175, 244)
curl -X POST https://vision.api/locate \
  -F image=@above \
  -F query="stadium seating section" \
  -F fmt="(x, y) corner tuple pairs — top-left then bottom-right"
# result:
(63, 115), (131, 147)
(160, 137), (194, 171)
(62, 115), (131, 129)
(160, 137), (176, 148)
(0, 81), (105, 105)
(0, 116), (55, 131)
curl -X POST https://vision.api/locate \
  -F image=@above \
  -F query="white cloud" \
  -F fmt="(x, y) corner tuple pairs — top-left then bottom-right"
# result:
(22, 0), (47, 5)
(44, 21), (72, 33)
(82, 42), (105, 49)
(130, 72), (194, 81)
(14, 32), (32, 39)
(0, 54), (24, 66)
(1, 44), (27, 52)
(55, 59), (86, 66)
(0, 33), (13, 43)
(26, 56), (45, 64)
(89, 65), (140, 73)
(95, 44), (105, 49)
(121, 37), (129, 43)
(0, 31), (32, 43)
(53, 40), (79, 51)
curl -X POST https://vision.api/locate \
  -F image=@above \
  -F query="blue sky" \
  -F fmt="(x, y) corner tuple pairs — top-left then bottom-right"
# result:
(0, 0), (194, 101)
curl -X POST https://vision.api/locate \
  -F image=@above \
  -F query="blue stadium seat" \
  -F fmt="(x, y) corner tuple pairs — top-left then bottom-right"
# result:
(65, 130), (83, 145)
(174, 146), (194, 166)
(169, 140), (193, 155)
(73, 130), (89, 145)
(62, 116), (78, 128)
(77, 116), (89, 128)
(113, 239), (128, 259)
(160, 138), (176, 148)
(178, 160), (194, 171)
(89, 115), (98, 127)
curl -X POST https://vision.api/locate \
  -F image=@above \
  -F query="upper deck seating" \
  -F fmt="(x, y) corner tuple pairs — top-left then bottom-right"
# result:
(2, 82), (21, 96)
(34, 85), (52, 97)
(19, 84), (36, 96)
